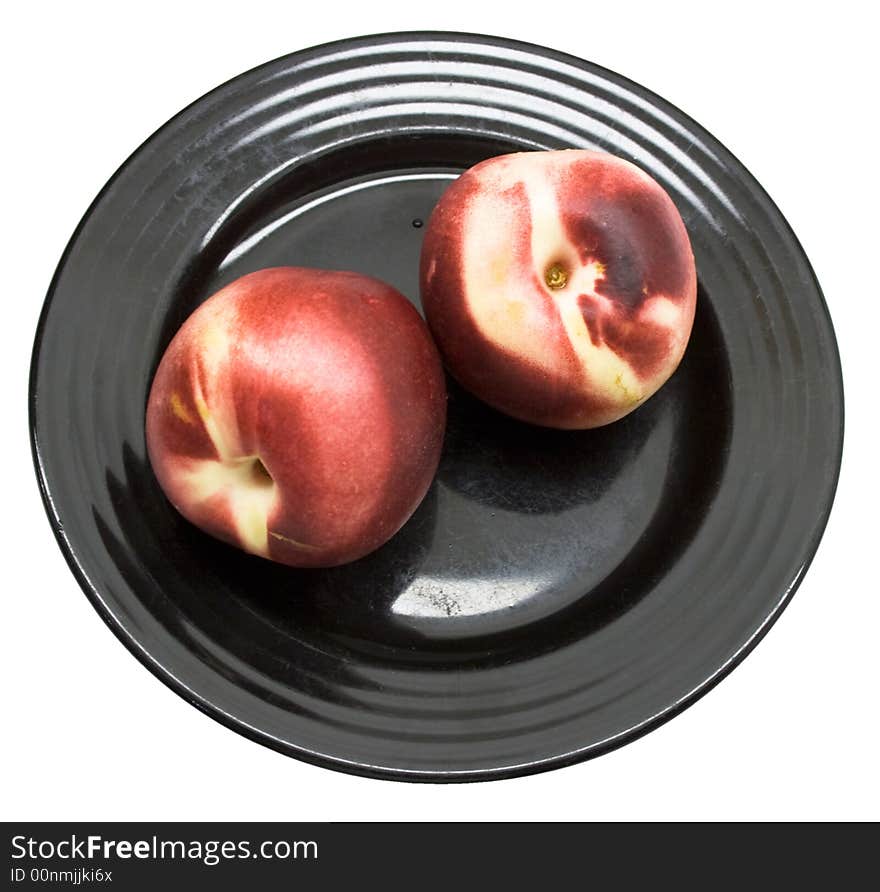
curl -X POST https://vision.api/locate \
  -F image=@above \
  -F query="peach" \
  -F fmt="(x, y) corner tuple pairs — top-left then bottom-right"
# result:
(420, 149), (697, 428)
(146, 267), (446, 568)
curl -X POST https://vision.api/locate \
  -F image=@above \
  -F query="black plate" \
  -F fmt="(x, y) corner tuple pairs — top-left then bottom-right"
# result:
(30, 32), (843, 781)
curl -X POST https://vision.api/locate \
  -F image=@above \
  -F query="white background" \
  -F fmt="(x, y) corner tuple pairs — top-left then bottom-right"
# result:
(3, 1), (877, 821)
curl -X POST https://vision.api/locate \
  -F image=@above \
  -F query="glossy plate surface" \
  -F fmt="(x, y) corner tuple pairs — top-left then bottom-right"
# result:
(30, 33), (843, 781)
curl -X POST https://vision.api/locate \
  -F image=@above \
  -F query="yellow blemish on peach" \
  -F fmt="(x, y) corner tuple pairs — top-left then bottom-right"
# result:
(195, 394), (210, 423)
(193, 393), (235, 463)
(490, 255), (510, 285)
(615, 372), (641, 406)
(506, 301), (525, 324)
(170, 392), (193, 424)
(232, 491), (272, 556)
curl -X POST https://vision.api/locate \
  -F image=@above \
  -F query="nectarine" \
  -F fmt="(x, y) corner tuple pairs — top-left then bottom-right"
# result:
(146, 267), (446, 568)
(420, 150), (697, 428)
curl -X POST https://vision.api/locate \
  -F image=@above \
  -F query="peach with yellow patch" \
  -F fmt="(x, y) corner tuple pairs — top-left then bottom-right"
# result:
(420, 149), (697, 428)
(146, 267), (446, 568)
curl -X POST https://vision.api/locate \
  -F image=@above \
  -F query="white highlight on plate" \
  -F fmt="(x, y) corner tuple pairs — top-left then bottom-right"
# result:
(391, 571), (551, 619)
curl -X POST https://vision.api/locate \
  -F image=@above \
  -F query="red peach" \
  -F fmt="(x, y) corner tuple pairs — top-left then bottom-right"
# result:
(420, 149), (697, 428)
(146, 267), (446, 568)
